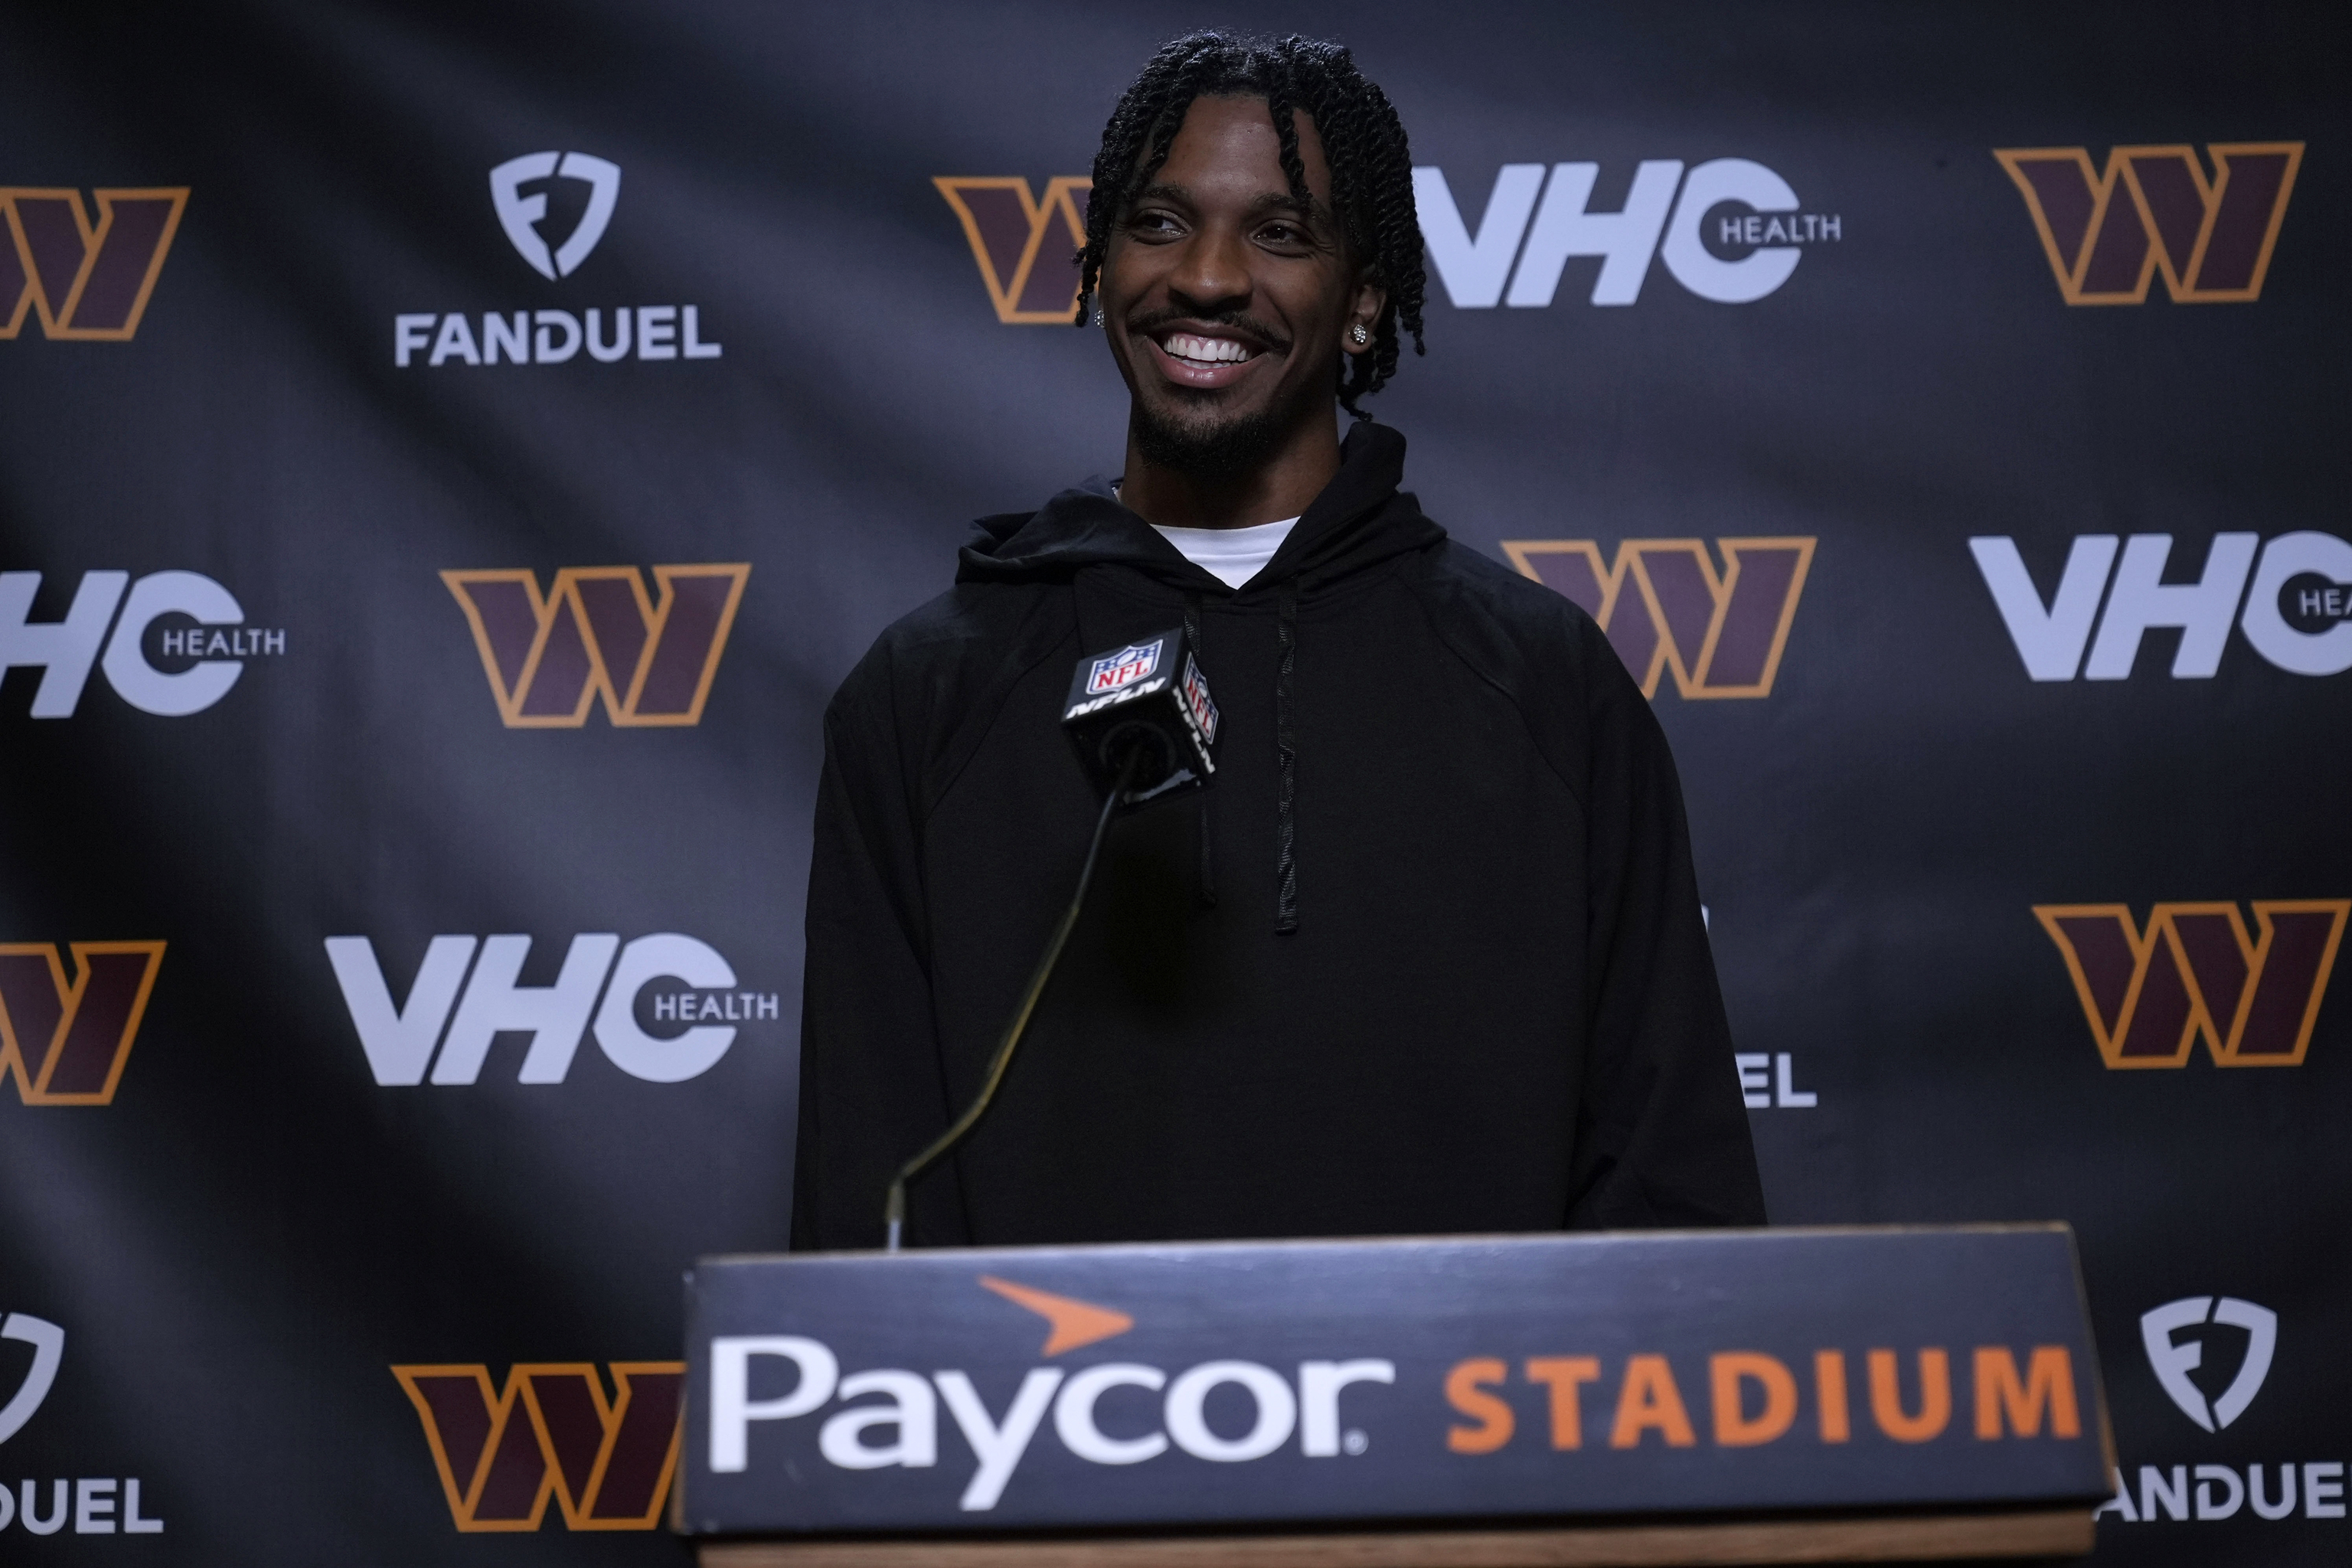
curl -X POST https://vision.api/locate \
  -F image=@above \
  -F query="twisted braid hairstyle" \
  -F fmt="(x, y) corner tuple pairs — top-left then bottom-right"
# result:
(1076, 31), (1426, 419)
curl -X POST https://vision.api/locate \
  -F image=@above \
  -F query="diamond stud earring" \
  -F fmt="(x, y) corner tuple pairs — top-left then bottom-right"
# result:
(1350, 323), (1369, 345)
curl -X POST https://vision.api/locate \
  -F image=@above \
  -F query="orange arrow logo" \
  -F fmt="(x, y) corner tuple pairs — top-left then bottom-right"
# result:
(977, 1276), (1135, 1357)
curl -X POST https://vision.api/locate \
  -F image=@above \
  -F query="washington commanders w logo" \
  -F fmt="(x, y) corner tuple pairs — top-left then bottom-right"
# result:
(2, 188), (188, 340)
(443, 565), (748, 727)
(394, 1361), (685, 1531)
(0, 942), (165, 1106)
(2035, 900), (2347, 1068)
(1503, 538), (1813, 699)
(1994, 143), (2301, 305)
(935, 177), (1090, 324)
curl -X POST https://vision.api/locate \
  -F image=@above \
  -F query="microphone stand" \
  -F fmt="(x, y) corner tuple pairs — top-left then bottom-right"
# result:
(884, 747), (1140, 1252)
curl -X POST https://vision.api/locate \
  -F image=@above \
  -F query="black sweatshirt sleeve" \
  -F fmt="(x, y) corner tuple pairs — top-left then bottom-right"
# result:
(790, 662), (963, 1250)
(1564, 616), (1768, 1229)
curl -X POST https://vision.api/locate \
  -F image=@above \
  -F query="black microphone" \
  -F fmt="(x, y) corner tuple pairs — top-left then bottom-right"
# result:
(882, 633), (1221, 1250)
(1060, 626), (1220, 804)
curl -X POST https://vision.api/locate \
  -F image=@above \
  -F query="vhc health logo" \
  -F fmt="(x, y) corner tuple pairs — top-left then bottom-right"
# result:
(0, 1312), (168, 1537)
(325, 933), (777, 1086)
(0, 187), (188, 341)
(1415, 159), (1841, 308)
(394, 152), (724, 368)
(1971, 531), (2352, 680)
(443, 564), (747, 727)
(1995, 143), (2300, 305)
(1, 570), (286, 717)
(1504, 538), (1813, 699)
(2033, 901), (2346, 1069)
(0, 942), (165, 1106)
(2098, 1295), (2348, 1527)
(393, 1361), (684, 1531)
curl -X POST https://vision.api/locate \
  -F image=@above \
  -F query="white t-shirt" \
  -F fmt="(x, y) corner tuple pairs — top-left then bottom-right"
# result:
(1151, 517), (1300, 590)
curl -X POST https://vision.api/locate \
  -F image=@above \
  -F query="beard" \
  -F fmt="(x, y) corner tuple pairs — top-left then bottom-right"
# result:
(1128, 388), (1292, 480)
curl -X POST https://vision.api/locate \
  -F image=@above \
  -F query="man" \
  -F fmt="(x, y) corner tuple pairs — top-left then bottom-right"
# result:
(792, 32), (1763, 1249)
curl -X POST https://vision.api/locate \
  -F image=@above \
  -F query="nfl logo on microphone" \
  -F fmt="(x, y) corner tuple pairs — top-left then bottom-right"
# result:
(1087, 639), (1163, 695)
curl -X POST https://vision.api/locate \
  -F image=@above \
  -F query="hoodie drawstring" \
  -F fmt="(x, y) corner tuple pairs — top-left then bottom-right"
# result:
(1183, 595), (1217, 909)
(1274, 583), (1299, 934)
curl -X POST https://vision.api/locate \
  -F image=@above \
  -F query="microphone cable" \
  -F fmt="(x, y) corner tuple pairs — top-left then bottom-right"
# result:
(884, 747), (1139, 1251)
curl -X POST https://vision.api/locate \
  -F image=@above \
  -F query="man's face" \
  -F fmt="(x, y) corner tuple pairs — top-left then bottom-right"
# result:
(1099, 94), (1381, 475)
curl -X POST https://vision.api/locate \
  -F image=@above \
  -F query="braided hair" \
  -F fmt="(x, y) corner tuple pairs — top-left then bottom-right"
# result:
(1076, 31), (1426, 419)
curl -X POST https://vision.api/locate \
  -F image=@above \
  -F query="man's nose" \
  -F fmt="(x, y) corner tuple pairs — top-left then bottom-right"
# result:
(1165, 224), (1253, 314)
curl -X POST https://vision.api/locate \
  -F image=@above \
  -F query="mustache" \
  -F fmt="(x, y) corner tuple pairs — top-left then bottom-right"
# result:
(1125, 308), (1293, 355)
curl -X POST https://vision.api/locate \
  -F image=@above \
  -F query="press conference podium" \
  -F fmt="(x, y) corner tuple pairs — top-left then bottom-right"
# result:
(675, 1227), (2111, 1566)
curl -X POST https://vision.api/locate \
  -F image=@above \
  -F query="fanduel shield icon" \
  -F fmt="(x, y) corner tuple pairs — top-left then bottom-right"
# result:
(489, 152), (621, 279)
(0, 1312), (64, 1443)
(2140, 1296), (2276, 1432)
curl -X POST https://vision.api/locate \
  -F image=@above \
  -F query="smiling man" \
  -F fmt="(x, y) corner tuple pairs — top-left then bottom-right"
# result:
(792, 32), (1764, 1250)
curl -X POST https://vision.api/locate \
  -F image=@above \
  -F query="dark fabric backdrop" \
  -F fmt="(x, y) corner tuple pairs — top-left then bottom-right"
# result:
(1, 2), (2344, 1562)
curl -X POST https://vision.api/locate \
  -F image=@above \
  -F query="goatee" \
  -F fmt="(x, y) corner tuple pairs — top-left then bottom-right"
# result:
(1129, 395), (1289, 480)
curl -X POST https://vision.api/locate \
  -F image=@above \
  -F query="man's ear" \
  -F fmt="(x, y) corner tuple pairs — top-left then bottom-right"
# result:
(1342, 273), (1388, 357)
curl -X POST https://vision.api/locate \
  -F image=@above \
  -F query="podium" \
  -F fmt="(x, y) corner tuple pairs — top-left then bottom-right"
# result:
(675, 1227), (2111, 1566)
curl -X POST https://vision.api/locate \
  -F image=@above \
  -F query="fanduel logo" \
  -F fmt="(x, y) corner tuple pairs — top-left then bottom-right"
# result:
(0, 942), (165, 1106)
(394, 1361), (684, 1532)
(1995, 143), (2300, 305)
(936, 177), (1091, 324)
(443, 564), (747, 727)
(491, 152), (619, 279)
(1415, 161), (1839, 308)
(1, 570), (286, 717)
(0, 188), (188, 341)
(2034, 901), (2347, 1069)
(2142, 1298), (2275, 1433)
(0, 1313), (166, 1537)
(1971, 531), (2352, 680)
(0, 1315), (64, 1443)
(325, 933), (776, 1086)
(2096, 1295), (2345, 1527)
(1504, 538), (1813, 698)
(393, 152), (723, 367)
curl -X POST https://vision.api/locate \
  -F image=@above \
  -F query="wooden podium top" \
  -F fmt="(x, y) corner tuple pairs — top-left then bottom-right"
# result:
(678, 1227), (2110, 1565)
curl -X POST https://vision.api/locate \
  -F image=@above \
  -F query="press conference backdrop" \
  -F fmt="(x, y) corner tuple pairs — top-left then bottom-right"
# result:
(0, 1), (2344, 1562)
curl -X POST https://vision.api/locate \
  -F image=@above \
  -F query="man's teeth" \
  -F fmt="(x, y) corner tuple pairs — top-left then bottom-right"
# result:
(1162, 333), (1253, 364)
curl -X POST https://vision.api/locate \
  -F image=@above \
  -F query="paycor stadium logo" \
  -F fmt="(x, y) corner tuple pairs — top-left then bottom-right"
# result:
(2035, 901), (2346, 1069)
(443, 564), (747, 727)
(1503, 538), (1813, 699)
(1995, 143), (2300, 305)
(707, 1275), (2083, 1512)
(394, 1361), (684, 1531)
(0, 942), (164, 1106)
(1, 187), (187, 341)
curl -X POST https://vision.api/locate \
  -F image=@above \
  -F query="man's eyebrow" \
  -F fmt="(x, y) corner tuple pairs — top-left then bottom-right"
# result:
(1127, 183), (1321, 219)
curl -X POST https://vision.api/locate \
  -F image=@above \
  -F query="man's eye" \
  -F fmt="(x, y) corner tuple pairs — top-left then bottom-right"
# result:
(1129, 211), (1182, 235)
(1259, 224), (1305, 246)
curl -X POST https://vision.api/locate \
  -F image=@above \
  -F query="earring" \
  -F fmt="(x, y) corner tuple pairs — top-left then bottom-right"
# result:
(1093, 305), (1105, 326)
(1349, 323), (1369, 345)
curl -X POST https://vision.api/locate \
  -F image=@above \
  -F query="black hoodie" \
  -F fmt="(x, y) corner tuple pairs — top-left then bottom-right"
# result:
(792, 423), (1764, 1250)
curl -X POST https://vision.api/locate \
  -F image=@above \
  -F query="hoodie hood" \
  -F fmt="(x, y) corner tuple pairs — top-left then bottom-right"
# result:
(956, 420), (1446, 596)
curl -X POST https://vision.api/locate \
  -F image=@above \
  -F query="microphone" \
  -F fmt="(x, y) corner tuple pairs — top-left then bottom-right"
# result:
(1060, 626), (1220, 804)
(882, 632), (1221, 1250)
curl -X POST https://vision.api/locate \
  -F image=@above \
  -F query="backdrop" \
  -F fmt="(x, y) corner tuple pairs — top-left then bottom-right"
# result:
(2, 2), (2345, 1563)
